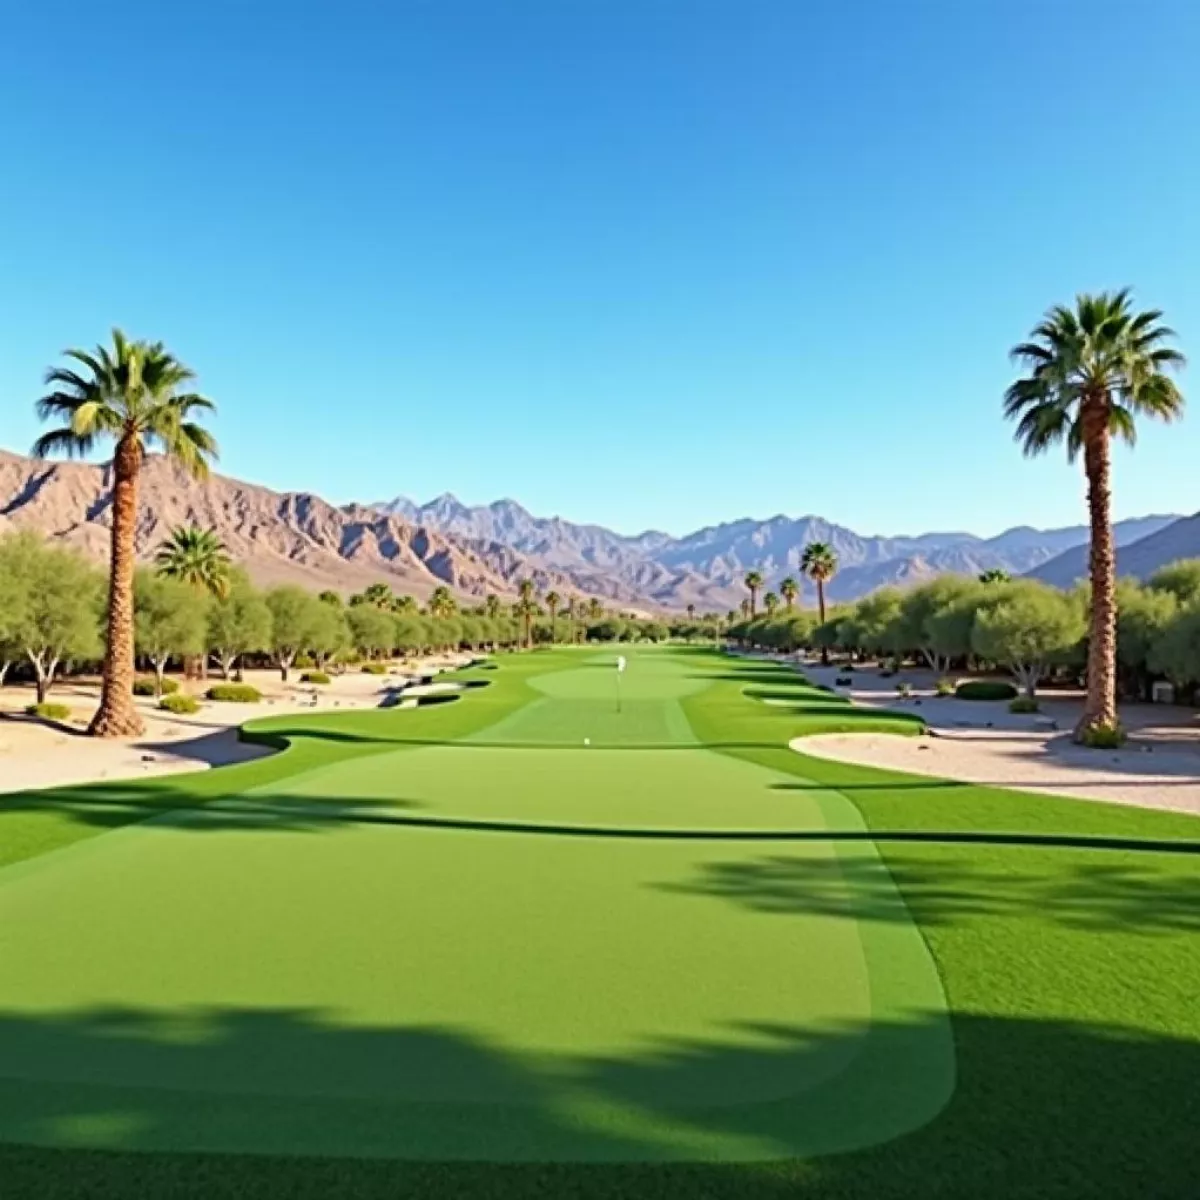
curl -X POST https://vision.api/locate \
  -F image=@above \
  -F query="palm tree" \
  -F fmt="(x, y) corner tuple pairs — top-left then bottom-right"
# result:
(485, 594), (501, 619)
(686, 603), (696, 622)
(544, 590), (561, 643)
(587, 597), (603, 621)
(764, 591), (779, 615)
(739, 598), (750, 618)
(800, 543), (837, 625)
(517, 579), (536, 648)
(362, 582), (394, 608)
(155, 525), (231, 680)
(743, 570), (763, 617)
(428, 586), (457, 619)
(779, 577), (799, 610)
(978, 567), (1011, 585)
(34, 330), (217, 737)
(1005, 289), (1185, 740)
(392, 594), (418, 614)
(155, 526), (231, 598)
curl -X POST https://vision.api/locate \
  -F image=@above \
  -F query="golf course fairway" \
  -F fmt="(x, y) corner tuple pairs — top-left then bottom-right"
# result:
(0, 648), (953, 1162)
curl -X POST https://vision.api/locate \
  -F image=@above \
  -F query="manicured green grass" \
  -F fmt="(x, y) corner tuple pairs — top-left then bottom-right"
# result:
(0, 647), (1197, 1197)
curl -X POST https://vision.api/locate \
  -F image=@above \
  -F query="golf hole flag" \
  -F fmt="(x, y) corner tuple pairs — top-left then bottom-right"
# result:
(616, 655), (627, 673)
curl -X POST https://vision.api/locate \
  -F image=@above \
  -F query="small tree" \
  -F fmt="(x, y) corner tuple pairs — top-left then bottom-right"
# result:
(308, 600), (351, 669)
(1149, 604), (1200, 688)
(348, 603), (395, 660)
(206, 570), (272, 680)
(970, 583), (1085, 698)
(13, 540), (103, 704)
(0, 534), (35, 686)
(896, 577), (984, 672)
(134, 571), (208, 697)
(265, 585), (324, 681)
(1147, 560), (1200, 606)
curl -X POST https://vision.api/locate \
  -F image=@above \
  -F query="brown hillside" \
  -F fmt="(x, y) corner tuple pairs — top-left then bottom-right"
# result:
(0, 450), (626, 602)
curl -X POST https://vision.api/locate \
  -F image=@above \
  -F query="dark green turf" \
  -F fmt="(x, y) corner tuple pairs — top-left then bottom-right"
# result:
(0, 647), (1197, 1197)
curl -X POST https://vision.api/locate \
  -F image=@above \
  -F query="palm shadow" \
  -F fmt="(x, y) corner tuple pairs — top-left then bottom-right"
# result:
(0, 1005), (1194, 1197)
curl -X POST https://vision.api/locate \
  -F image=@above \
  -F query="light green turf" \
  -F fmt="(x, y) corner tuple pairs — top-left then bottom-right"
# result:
(0, 647), (952, 1162)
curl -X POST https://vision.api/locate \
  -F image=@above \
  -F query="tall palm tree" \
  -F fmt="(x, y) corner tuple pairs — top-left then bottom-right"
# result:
(517, 579), (536, 648)
(1005, 289), (1185, 740)
(587, 597), (604, 621)
(743, 570), (763, 617)
(800, 543), (837, 624)
(544, 590), (561, 643)
(155, 526), (231, 598)
(392, 594), (418, 614)
(763, 591), (779, 616)
(34, 330), (217, 737)
(779, 577), (799, 610)
(978, 567), (1011, 585)
(485, 594), (501, 619)
(739, 598), (750, 618)
(686, 603), (696, 622)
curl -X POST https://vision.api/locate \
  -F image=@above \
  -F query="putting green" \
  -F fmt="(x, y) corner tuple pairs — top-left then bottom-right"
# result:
(0, 648), (953, 1162)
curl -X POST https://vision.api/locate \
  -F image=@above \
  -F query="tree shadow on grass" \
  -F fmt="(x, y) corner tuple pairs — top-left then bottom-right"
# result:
(0, 1004), (1195, 1198)
(658, 846), (1200, 933)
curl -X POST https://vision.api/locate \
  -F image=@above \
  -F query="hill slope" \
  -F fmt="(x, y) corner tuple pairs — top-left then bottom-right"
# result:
(1030, 512), (1200, 587)
(0, 451), (635, 603)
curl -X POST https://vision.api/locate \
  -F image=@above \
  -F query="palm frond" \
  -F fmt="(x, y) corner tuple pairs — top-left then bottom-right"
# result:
(1108, 404), (1137, 447)
(31, 428), (97, 460)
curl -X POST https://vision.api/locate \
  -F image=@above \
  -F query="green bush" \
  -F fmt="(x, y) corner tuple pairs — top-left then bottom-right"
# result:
(159, 693), (201, 715)
(835, 675), (853, 687)
(134, 676), (180, 696)
(1009, 696), (1040, 714)
(300, 671), (331, 685)
(1081, 721), (1127, 750)
(361, 662), (388, 675)
(955, 680), (1018, 701)
(26, 702), (72, 722)
(205, 683), (262, 703)
(295, 653), (316, 670)
(935, 677), (955, 697)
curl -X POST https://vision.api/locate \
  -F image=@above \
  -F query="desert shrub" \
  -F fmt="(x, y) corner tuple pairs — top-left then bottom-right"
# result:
(205, 683), (262, 703)
(160, 693), (201, 715)
(134, 676), (180, 696)
(1080, 721), (1127, 750)
(1009, 696), (1040, 714)
(895, 682), (912, 698)
(300, 671), (331, 685)
(26, 702), (71, 721)
(361, 662), (388, 675)
(955, 680), (1018, 701)
(294, 653), (316, 670)
(935, 677), (955, 697)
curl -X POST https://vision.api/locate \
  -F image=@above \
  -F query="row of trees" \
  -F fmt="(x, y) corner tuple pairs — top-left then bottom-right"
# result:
(0, 530), (687, 704)
(742, 542), (839, 622)
(728, 564), (1200, 699)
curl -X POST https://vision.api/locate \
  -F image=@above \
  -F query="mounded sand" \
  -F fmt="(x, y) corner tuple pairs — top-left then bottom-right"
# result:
(795, 661), (1200, 816)
(0, 656), (471, 795)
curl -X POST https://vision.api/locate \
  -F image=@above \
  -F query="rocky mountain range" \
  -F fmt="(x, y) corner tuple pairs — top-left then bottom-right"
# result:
(0, 446), (1191, 612)
(0, 450), (645, 606)
(374, 492), (1186, 608)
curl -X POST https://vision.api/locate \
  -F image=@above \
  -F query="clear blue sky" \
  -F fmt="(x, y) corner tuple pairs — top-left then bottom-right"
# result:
(1, 0), (1196, 538)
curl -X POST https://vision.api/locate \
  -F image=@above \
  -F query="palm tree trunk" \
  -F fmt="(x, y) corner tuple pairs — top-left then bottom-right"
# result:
(1077, 415), (1119, 740)
(817, 580), (829, 664)
(90, 437), (145, 737)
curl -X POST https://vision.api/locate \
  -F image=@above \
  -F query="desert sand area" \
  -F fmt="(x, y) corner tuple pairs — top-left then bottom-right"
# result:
(798, 660), (1200, 816)
(0, 656), (474, 795)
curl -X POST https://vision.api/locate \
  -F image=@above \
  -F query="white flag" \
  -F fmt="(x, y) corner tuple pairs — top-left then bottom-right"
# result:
(616, 655), (627, 673)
